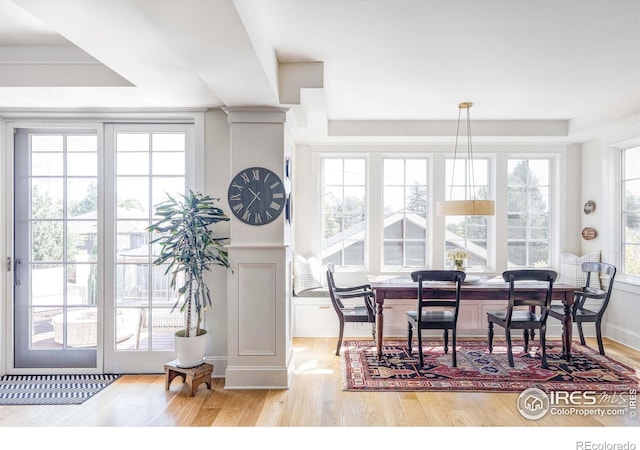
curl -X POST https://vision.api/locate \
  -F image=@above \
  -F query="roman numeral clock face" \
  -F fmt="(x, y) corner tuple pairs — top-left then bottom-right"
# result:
(227, 167), (286, 225)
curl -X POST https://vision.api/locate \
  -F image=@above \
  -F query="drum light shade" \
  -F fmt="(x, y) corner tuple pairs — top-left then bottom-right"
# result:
(436, 199), (495, 216)
(437, 102), (495, 216)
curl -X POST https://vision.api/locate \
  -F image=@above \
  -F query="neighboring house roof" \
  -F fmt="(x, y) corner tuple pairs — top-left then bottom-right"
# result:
(69, 208), (150, 235)
(321, 211), (487, 263)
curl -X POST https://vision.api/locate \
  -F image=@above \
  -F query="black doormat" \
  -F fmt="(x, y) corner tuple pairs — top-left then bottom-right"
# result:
(0, 374), (121, 405)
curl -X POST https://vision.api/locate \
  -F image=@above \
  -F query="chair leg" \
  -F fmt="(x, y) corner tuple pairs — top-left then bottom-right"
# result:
(523, 329), (529, 352)
(488, 321), (494, 353)
(540, 327), (548, 369)
(577, 321), (586, 345)
(452, 329), (457, 368)
(506, 329), (514, 367)
(443, 329), (449, 354)
(417, 327), (424, 369)
(336, 320), (345, 356)
(595, 320), (605, 355)
(407, 322), (413, 353)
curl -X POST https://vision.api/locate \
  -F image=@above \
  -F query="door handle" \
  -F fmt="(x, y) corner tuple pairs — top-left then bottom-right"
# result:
(13, 258), (22, 286)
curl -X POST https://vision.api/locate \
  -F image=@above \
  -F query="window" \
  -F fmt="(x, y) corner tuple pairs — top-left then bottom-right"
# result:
(383, 158), (428, 267)
(113, 128), (189, 350)
(320, 158), (366, 267)
(311, 150), (558, 273)
(18, 132), (99, 352)
(444, 158), (490, 268)
(622, 146), (640, 277)
(507, 159), (551, 267)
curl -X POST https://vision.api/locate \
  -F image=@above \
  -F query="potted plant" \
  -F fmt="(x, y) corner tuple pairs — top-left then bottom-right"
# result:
(447, 248), (470, 272)
(147, 189), (230, 368)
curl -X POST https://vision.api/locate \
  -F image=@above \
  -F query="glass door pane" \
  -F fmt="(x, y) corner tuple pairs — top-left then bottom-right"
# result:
(114, 129), (186, 352)
(14, 130), (98, 369)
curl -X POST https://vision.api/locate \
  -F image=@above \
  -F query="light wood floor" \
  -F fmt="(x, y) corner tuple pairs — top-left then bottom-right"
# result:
(1, 337), (638, 430)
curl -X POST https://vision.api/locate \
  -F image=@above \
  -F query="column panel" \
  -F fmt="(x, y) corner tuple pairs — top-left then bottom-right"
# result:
(238, 262), (276, 355)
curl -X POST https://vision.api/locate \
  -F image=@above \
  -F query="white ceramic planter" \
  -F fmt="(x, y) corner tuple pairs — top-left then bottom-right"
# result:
(174, 330), (207, 368)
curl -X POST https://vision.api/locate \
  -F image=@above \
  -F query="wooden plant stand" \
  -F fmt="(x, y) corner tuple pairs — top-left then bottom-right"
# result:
(164, 361), (214, 396)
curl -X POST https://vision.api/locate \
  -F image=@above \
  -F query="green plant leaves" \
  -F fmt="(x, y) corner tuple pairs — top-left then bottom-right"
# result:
(147, 189), (230, 337)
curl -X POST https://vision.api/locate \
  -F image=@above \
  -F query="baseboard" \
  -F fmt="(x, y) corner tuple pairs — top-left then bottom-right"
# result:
(203, 355), (227, 378)
(224, 363), (294, 389)
(605, 323), (640, 352)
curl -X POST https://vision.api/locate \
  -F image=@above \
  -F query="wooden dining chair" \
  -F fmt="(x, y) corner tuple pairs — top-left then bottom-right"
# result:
(326, 263), (376, 356)
(407, 270), (466, 368)
(548, 262), (616, 356)
(487, 269), (557, 369)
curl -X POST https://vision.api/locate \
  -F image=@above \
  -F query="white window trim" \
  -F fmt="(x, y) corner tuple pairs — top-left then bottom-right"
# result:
(380, 154), (430, 272)
(442, 154), (493, 272)
(610, 137), (640, 288)
(504, 155), (555, 269)
(317, 154), (370, 271)
(308, 144), (566, 277)
(2, 112), (204, 374)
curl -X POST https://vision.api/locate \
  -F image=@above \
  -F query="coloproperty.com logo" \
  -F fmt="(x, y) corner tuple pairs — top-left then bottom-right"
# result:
(517, 387), (637, 420)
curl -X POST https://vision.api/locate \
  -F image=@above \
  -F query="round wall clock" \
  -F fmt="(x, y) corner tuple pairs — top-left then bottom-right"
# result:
(228, 167), (286, 225)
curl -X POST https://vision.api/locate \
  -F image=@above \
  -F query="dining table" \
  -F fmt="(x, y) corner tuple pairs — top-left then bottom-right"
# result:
(368, 275), (580, 362)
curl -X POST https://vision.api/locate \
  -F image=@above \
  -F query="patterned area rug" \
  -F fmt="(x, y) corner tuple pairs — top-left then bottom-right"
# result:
(0, 374), (121, 405)
(341, 339), (640, 393)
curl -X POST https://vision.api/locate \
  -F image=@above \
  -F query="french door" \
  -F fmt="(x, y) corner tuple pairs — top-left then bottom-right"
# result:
(11, 123), (194, 373)
(14, 129), (99, 369)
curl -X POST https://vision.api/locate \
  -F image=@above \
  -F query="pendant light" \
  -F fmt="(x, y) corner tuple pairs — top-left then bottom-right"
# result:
(436, 102), (495, 216)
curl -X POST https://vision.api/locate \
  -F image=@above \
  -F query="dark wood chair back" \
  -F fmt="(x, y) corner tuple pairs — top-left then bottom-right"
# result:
(549, 262), (616, 356)
(411, 270), (466, 316)
(575, 262), (616, 315)
(326, 263), (344, 312)
(326, 263), (376, 355)
(407, 270), (466, 367)
(487, 269), (558, 368)
(502, 269), (558, 321)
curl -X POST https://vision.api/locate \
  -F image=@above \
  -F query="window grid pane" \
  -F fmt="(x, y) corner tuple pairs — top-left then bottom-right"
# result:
(115, 131), (186, 351)
(320, 158), (366, 267)
(622, 146), (640, 276)
(383, 158), (428, 268)
(26, 132), (99, 350)
(444, 158), (490, 269)
(507, 159), (550, 268)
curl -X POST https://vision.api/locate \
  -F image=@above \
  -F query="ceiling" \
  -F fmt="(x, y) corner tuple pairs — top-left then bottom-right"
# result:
(1, 0), (639, 142)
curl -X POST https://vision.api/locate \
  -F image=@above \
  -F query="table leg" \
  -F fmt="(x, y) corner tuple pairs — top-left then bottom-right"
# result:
(376, 293), (385, 361)
(563, 303), (572, 362)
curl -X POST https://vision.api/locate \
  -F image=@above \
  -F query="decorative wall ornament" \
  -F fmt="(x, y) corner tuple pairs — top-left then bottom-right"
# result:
(581, 227), (597, 240)
(584, 200), (596, 215)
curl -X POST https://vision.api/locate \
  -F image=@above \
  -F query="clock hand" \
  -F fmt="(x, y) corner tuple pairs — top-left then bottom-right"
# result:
(246, 190), (262, 209)
(246, 197), (257, 209)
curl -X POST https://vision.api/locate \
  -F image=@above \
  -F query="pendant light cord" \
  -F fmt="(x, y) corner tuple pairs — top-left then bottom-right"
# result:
(466, 106), (476, 201)
(448, 106), (462, 201)
(448, 102), (476, 201)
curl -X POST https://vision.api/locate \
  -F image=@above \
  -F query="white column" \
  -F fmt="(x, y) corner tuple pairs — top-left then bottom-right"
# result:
(224, 107), (294, 389)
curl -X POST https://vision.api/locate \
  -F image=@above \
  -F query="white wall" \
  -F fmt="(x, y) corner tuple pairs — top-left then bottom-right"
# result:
(580, 139), (605, 257)
(292, 135), (640, 351)
(203, 109), (232, 373)
(581, 137), (640, 351)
